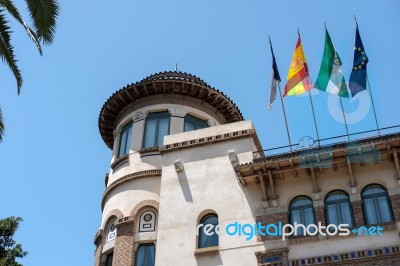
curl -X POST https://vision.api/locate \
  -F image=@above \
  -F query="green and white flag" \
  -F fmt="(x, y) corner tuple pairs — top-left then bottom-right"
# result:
(314, 29), (349, 97)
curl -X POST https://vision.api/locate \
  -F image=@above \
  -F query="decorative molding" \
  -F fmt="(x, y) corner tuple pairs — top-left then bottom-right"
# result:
(159, 129), (263, 154)
(110, 154), (129, 170)
(139, 147), (160, 157)
(94, 229), (104, 245)
(194, 246), (220, 256)
(101, 170), (162, 210)
(102, 209), (124, 229)
(130, 200), (160, 219)
(288, 245), (400, 265)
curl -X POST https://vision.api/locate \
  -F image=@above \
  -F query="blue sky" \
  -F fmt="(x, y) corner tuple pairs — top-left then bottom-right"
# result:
(0, 1), (399, 265)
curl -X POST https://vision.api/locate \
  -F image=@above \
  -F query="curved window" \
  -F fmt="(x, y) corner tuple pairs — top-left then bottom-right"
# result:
(362, 184), (394, 225)
(289, 196), (316, 235)
(134, 243), (155, 266)
(325, 190), (354, 228)
(118, 122), (132, 158)
(198, 214), (218, 248)
(106, 218), (117, 243)
(184, 114), (208, 132)
(139, 210), (157, 232)
(143, 112), (170, 148)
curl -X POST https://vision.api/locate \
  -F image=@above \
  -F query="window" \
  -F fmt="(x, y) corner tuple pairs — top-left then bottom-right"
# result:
(143, 112), (170, 148)
(198, 214), (218, 248)
(184, 114), (208, 132)
(118, 122), (132, 158)
(362, 184), (394, 225)
(139, 210), (157, 232)
(134, 243), (155, 266)
(105, 252), (113, 266)
(325, 190), (354, 228)
(289, 196), (316, 235)
(106, 218), (117, 243)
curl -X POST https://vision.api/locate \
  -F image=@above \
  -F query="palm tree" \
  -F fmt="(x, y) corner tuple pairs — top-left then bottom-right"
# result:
(0, 0), (59, 142)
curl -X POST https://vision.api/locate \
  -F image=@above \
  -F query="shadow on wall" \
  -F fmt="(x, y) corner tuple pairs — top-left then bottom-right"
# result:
(177, 171), (193, 202)
(196, 253), (223, 266)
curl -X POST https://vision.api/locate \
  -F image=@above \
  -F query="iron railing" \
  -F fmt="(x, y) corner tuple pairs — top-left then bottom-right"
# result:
(253, 125), (400, 159)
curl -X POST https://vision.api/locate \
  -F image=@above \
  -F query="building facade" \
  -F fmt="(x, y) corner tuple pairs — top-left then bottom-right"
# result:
(94, 71), (400, 266)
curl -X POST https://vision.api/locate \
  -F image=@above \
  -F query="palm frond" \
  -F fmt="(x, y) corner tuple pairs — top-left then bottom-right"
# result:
(25, 0), (59, 45)
(0, 105), (4, 143)
(0, 9), (23, 93)
(0, 0), (42, 54)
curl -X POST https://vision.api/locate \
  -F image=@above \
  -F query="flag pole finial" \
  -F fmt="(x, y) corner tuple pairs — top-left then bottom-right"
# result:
(324, 22), (327, 30)
(354, 15), (358, 27)
(297, 28), (300, 37)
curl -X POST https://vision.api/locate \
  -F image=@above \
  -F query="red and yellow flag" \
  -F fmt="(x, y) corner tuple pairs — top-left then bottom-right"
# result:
(284, 36), (313, 96)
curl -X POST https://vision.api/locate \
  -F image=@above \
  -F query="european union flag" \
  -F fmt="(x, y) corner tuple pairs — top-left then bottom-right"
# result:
(349, 26), (369, 97)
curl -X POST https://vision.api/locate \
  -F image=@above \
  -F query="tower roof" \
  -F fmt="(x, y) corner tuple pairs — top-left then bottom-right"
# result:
(98, 71), (244, 149)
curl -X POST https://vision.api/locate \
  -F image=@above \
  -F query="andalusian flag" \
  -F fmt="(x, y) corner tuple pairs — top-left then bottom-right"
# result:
(283, 35), (313, 96)
(314, 29), (349, 98)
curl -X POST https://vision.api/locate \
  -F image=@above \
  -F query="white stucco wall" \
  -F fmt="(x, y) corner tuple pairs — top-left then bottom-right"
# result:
(155, 122), (265, 266)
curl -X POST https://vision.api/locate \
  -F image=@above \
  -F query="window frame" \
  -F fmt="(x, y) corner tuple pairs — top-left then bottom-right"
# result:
(184, 114), (208, 132)
(106, 218), (117, 243)
(198, 213), (219, 249)
(289, 196), (316, 236)
(117, 121), (133, 158)
(134, 243), (155, 266)
(324, 190), (355, 228)
(361, 184), (394, 225)
(105, 252), (113, 266)
(142, 112), (170, 148)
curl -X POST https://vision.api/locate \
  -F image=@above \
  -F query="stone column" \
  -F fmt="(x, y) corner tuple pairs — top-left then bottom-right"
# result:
(113, 218), (135, 266)
(350, 194), (364, 227)
(168, 107), (187, 135)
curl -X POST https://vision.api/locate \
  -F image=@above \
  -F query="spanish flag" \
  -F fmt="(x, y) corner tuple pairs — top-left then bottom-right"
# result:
(284, 35), (313, 96)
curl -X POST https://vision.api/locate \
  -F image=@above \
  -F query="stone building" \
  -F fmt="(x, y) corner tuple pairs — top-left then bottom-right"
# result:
(94, 71), (400, 266)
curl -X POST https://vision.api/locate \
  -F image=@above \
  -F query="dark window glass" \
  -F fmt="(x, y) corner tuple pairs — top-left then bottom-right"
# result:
(362, 184), (394, 225)
(184, 114), (208, 132)
(105, 252), (113, 266)
(118, 122), (132, 158)
(134, 243), (155, 266)
(143, 112), (170, 148)
(289, 196), (316, 235)
(325, 190), (354, 228)
(198, 214), (218, 248)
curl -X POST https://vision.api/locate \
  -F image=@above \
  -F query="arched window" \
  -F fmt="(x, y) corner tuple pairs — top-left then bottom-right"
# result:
(106, 218), (117, 243)
(289, 196), (316, 235)
(105, 252), (113, 266)
(325, 190), (354, 228)
(184, 114), (208, 132)
(143, 112), (170, 148)
(139, 210), (157, 232)
(198, 214), (218, 248)
(134, 243), (155, 266)
(117, 121), (132, 158)
(362, 184), (394, 225)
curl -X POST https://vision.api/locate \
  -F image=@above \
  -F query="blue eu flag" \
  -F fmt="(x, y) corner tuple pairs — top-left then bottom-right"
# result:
(349, 26), (369, 97)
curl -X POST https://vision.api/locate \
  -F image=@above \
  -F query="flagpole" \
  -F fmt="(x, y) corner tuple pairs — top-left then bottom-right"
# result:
(366, 74), (380, 136)
(269, 35), (293, 152)
(354, 16), (380, 136)
(339, 97), (350, 141)
(308, 90), (321, 146)
(298, 28), (321, 146)
(278, 83), (293, 151)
